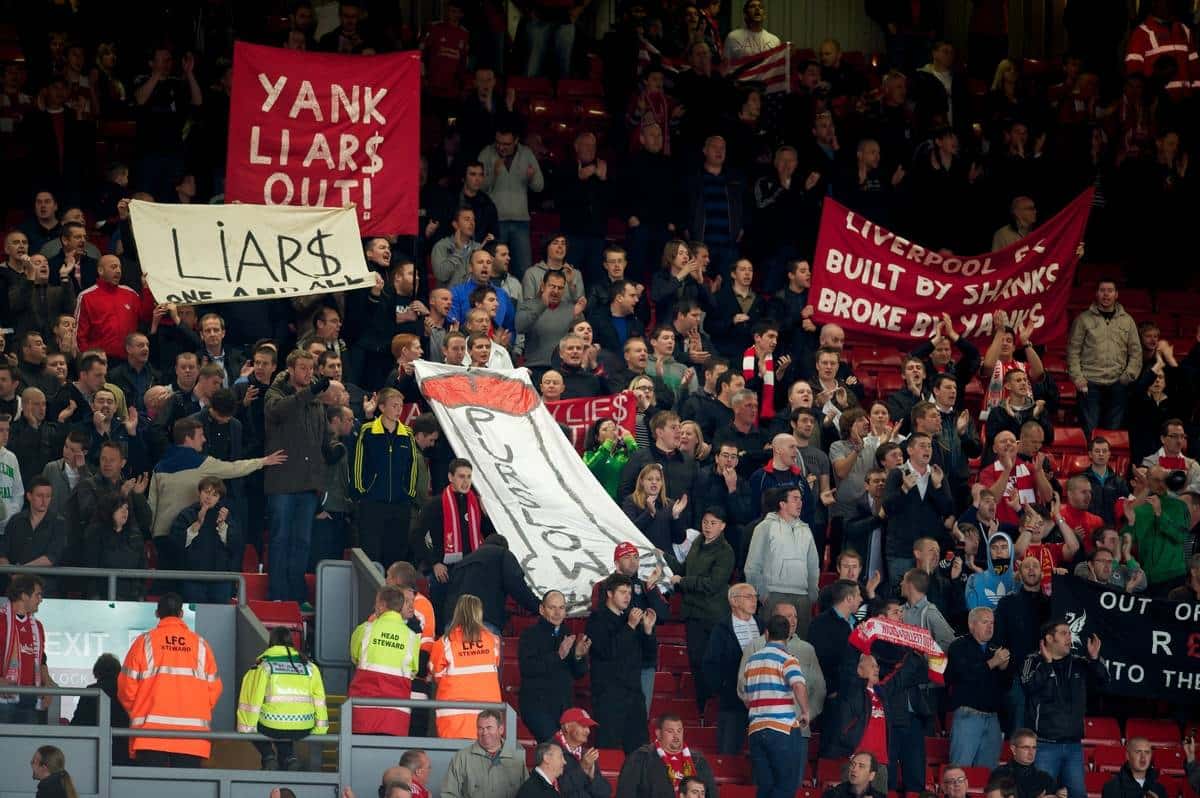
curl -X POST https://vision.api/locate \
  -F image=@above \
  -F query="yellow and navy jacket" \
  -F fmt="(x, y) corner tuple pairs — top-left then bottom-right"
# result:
(236, 645), (328, 734)
(352, 417), (419, 504)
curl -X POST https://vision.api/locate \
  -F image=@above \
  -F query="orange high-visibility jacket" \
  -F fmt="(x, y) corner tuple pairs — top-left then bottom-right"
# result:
(118, 615), (223, 759)
(429, 626), (500, 739)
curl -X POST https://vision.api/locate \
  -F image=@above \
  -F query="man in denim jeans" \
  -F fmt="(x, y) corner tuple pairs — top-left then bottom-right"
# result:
(1020, 619), (1107, 798)
(945, 607), (1012, 768)
(480, 124), (545, 279)
(264, 350), (344, 604)
(525, 0), (582, 78)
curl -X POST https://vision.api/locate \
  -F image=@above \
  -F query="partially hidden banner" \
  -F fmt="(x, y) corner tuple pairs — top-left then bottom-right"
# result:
(129, 200), (371, 304)
(225, 41), (420, 235)
(415, 362), (667, 615)
(810, 188), (1093, 344)
(1051, 575), (1200, 702)
(546, 392), (637, 453)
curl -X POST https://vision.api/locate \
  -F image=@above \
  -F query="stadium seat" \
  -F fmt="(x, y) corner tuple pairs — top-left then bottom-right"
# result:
(684, 725), (717, 750)
(874, 372), (904, 401)
(1092, 429), (1129, 457)
(816, 758), (847, 787)
(677, 672), (697, 697)
(1126, 718), (1180, 745)
(656, 622), (687, 645)
(926, 736), (949, 765)
(1093, 744), (1126, 773)
(1057, 453), (1091, 479)
(248, 599), (304, 649)
(658, 645), (690, 671)
(597, 748), (625, 776)
(709, 754), (751, 784)
(1085, 771), (1108, 798)
(818, 571), (837, 589)
(1083, 716), (1122, 746)
(1054, 427), (1089, 453)
(652, 671), (677, 696)
(556, 78), (604, 98)
(243, 572), (269, 602)
(719, 785), (755, 798)
(1155, 745), (1186, 776)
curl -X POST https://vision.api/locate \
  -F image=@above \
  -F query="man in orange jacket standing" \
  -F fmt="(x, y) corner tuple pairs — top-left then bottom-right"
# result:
(118, 593), (222, 766)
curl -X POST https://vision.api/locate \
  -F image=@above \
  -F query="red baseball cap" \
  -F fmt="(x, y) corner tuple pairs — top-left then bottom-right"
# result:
(560, 708), (598, 727)
(613, 541), (639, 562)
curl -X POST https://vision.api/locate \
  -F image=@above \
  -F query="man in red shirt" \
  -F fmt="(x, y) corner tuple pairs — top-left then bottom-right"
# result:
(978, 431), (1039, 527)
(421, 1), (469, 101)
(1014, 496), (1081, 594)
(0, 574), (52, 724)
(75, 255), (151, 363)
(1060, 476), (1104, 554)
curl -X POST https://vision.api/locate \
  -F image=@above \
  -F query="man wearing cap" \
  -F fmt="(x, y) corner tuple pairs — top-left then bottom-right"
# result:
(591, 541), (671, 710)
(553, 708), (611, 798)
(519, 590), (592, 742)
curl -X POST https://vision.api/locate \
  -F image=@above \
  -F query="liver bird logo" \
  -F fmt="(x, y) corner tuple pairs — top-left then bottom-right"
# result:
(1065, 611), (1087, 650)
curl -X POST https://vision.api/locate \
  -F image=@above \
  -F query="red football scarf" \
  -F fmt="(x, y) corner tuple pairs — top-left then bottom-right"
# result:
(656, 744), (697, 791)
(743, 345), (774, 420)
(848, 616), (947, 685)
(441, 487), (483, 564)
(555, 730), (583, 760)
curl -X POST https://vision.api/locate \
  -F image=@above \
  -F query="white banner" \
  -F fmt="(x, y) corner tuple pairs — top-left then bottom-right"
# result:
(128, 199), (371, 305)
(415, 362), (667, 615)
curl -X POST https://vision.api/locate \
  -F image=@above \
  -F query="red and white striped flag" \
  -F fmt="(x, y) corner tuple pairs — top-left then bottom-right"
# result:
(723, 42), (790, 94)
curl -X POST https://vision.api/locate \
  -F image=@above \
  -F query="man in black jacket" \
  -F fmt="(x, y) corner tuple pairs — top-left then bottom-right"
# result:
(1020, 619), (1108, 798)
(615, 715), (718, 798)
(701, 583), (761, 754)
(989, 729), (1062, 798)
(443, 534), (540, 636)
(1102, 738), (1169, 798)
(618, 411), (698, 514)
(993, 557), (1050, 734)
(519, 590), (591, 742)
(586, 574), (657, 753)
(822, 751), (886, 798)
(518, 742), (568, 798)
(945, 606), (1013, 768)
(552, 708), (612, 798)
(808, 580), (863, 702)
(881, 433), (954, 592)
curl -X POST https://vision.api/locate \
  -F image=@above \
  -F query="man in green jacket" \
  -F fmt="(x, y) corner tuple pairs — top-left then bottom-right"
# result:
(667, 507), (735, 715)
(1123, 466), (1188, 595)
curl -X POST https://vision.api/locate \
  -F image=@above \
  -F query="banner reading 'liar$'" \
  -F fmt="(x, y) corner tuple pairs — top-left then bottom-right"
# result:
(225, 41), (420, 236)
(129, 200), (371, 305)
(415, 362), (667, 615)
(545, 392), (637, 453)
(810, 188), (1093, 343)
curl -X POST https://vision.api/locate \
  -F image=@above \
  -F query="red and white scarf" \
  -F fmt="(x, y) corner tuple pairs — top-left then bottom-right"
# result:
(442, 486), (483, 564)
(555, 730), (583, 760)
(0, 599), (41, 704)
(743, 345), (774, 420)
(982, 358), (1025, 417)
(848, 616), (947, 685)
(656, 744), (697, 790)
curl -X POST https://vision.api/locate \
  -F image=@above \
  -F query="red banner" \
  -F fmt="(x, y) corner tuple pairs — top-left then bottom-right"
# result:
(225, 41), (420, 235)
(809, 189), (1093, 344)
(545, 391), (638, 453)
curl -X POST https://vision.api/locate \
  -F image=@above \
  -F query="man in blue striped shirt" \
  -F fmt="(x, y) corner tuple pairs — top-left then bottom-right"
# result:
(739, 614), (810, 798)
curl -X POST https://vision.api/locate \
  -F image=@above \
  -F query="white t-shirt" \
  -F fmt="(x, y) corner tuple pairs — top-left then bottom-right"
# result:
(723, 28), (782, 61)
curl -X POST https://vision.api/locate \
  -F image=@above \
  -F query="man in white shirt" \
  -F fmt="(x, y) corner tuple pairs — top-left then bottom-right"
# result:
(724, 0), (782, 60)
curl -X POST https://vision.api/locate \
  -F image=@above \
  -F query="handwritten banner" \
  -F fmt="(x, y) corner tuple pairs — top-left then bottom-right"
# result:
(129, 200), (370, 304)
(415, 363), (668, 615)
(810, 189), (1093, 343)
(225, 41), (420, 235)
(545, 392), (637, 453)
(1052, 575), (1200, 701)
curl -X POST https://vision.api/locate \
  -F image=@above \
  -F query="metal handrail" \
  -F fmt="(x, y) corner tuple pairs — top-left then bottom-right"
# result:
(0, 565), (249, 606)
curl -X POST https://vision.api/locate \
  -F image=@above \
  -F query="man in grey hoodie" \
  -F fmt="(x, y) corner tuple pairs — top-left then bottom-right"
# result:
(744, 485), (820, 637)
(480, 123), (545, 279)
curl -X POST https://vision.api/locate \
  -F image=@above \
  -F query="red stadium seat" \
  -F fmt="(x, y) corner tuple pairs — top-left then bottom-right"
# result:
(684, 725), (718, 750)
(243, 572), (269, 602)
(653, 671), (677, 696)
(1057, 453), (1091, 479)
(1092, 428), (1129, 457)
(818, 571), (838, 589)
(719, 786), (756, 798)
(1093, 744), (1126, 773)
(656, 622), (687, 645)
(1126, 718), (1180, 745)
(678, 672), (697, 697)
(597, 748), (625, 775)
(556, 78), (604, 98)
(1155, 745), (1186, 776)
(1083, 716), (1122, 746)
(709, 754), (751, 784)
(1054, 427), (1089, 453)
(816, 758), (847, 787)
(874, 373), (903, 402)
(1085, 771), (1108, 798)
(925, 736), (949, 765)
(658, 645), (690, 671)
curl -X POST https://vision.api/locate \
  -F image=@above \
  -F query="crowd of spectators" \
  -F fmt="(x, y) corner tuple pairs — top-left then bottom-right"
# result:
(0, 0), (1199, 796)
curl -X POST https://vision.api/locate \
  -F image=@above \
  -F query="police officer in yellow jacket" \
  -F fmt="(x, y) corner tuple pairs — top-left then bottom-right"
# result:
(237, 626), (328, 770)
(349, 584), (422, 736)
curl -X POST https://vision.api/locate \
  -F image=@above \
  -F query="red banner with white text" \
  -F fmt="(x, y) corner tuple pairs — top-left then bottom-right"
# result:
(545, 392), (638, 453)
(809, 189), (1093, 344)
(225, 41), (420, 235)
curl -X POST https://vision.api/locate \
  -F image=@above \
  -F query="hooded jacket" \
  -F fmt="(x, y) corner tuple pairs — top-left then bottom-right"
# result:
(966, 532), (1018, 610)
(744, 512), (820, 598)
(1101, 763), (1169, 798)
